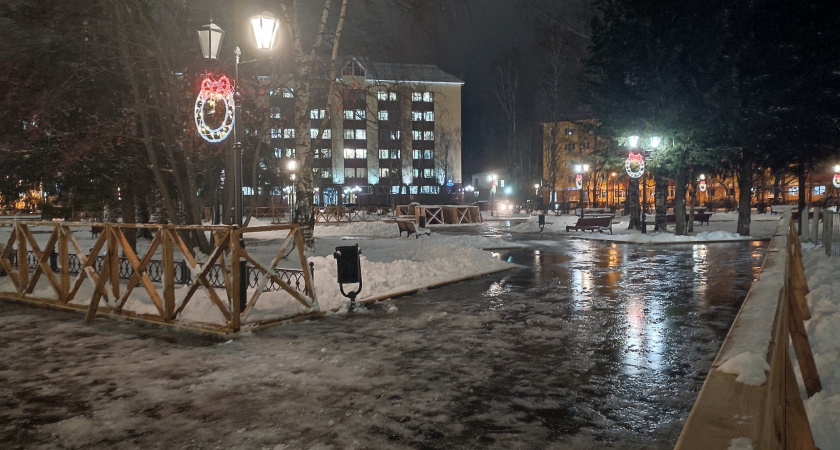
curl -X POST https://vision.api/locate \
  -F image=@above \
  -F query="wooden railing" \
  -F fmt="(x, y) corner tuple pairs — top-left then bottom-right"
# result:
(245, 206), (291, 223)
(676, 213), (821, 448)
(0, 222), (317, 334)
(398, 205), (482, 225)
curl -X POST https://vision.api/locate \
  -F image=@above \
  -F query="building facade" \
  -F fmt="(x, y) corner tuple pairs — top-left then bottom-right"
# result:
(269, 58), (463, 206)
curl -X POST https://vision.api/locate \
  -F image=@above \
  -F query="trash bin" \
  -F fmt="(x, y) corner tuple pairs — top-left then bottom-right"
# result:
(418, 215), (426, 228)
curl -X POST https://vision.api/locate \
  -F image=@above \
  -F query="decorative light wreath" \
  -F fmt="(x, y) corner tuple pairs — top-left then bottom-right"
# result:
(194, 74), (235, 143)
(625, 152), (645, 179)
(699, 180), (707, 192)
(575, 173), (583, 189)
(833, 174), (840, 188)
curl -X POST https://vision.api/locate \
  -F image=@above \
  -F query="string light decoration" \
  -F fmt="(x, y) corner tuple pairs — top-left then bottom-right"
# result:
(833, 174), (840, 189)
(575, 173), (583, 189)
(194, 74), (235, 142)
(699, 179), (707, 192)
(625, 152), (645, 178)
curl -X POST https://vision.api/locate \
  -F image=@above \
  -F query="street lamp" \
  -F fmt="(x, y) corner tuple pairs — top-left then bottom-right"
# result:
(197, 13), (280, 313)
(197, 13), (280, 227)
(464, 185), (474, 205)
(625, 134), (662, 233)
(574, 163), (590, 217)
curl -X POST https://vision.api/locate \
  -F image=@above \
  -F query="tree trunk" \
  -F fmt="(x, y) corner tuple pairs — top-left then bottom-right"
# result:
(654, 172), (667, 231)
(674, 155), (688, 236)
(737, 152), (753, 236)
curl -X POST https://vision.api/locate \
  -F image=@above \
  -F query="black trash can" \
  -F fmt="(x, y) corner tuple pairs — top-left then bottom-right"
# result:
(418, 215), (426, 228)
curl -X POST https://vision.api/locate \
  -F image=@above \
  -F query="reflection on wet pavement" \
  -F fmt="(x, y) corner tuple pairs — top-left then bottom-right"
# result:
(279, 232), (765, 448)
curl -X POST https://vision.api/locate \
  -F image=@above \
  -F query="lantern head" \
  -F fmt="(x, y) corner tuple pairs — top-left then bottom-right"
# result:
(197, 21), (225, 60)
(628, 135), (640, 148)
(251, 12), (280, 50)
(650, 136), (661, 149)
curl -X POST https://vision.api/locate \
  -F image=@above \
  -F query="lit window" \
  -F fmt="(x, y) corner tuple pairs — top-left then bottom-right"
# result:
(420, 185), (439, 194)
(424, 149), (434, 159)
(271, 128), (281, 139)
(377, 91), (387, 101)
(412, 111), (423, 121)
(315, 148), (331, 158)
(271, 107), (281, 118)
(283, 88), (294, 98)
(344, 129), (355, 139)
(389, 130), (400, 140)
(274, 148), (283, 158)
(355, 149), (367, 159)
(423, 168), (434, 178)
(356, 129), (366, 140)
(310, 109), (325, 119)
(423, 92), (433, 102)
(412, 92), (422, 102)
(410, 186), (418, 194)
(424, 111), (434, 121)
(344, 148), (355, 159)
(344, 110), (354, 120)
(378, 110), (388, 121)
(322, 129), (331, 139)
(391, 186), (400, 194)
(424, 131), (434, 141)
(565, 128), (575, 135)
(379, 149), (389, 159)
(283, 129), (295, 138)
(355, 109), (365, 119)
(413, 130), (422, 141)
(413, 150), (421, 159)
(285, 148), (295, 158)
(390, 149), (400, 159)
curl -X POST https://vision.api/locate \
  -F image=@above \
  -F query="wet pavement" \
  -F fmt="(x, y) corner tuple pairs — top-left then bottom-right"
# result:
(0, 224), (766, 449)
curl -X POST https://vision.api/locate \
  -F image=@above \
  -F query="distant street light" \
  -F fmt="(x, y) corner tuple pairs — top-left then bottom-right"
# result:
(489, 174), (498, 216)
(574, 164), (590, 217)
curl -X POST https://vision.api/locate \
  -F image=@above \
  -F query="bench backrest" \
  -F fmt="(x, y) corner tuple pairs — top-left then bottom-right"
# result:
(576, 216), (611, 227)
(397, 221), (409, 232)
(404, 221), (417, 232)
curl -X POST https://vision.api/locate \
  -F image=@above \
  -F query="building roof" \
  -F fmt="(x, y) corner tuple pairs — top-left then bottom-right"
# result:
(341, 58), (464, 85)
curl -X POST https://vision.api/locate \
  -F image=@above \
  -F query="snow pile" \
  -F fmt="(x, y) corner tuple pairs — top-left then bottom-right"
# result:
(314, 221), (399, 238)
(717, 352), (770, 385)
(799, 245), (840, 448)
(728, 437), (754, 450)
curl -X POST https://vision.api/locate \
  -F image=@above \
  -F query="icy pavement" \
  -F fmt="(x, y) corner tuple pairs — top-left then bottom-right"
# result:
(0, 235), (766, 449)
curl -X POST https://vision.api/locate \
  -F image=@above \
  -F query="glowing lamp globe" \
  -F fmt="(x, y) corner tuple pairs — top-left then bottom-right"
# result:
(251, 12), (280, 50)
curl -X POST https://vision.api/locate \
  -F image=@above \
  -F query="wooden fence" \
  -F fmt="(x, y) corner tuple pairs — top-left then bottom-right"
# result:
(398, 205), (482, 225)
(0, 222), (317, 334)
(676, 213), (821, 448)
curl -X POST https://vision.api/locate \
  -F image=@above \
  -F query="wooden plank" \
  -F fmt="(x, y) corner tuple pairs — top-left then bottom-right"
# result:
(16, 225), (29, 295)
(66, 228), (107, 302)
(59, 225), (70, 301)
(295, 225), (317, 308)
(787, 281), (822, 397)
(169, 230), (231, 321)
(114, 229), (164, 316)
(85, 254), (112, 322)
(784, 345), (817, 449)
(229, 228), (242, 331)
(161, 227), (175, 320)
(108, 226), (119, 302)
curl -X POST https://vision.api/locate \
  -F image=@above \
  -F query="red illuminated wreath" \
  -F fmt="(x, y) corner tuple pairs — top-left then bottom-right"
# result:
(625, 152), (645, 179)
(194, 74), (235, 143)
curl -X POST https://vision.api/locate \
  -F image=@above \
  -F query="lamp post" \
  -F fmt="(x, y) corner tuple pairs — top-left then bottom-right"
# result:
(464, 185), (474, 205)
(574, 163), (590, 217)
(197, 13), (280, 314)
(197, 13), (280, 227)
(625, 134), (661, 233)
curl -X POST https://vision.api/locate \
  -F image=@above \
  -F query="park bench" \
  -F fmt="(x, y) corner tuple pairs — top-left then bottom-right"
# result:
(396, 220), (430, 238)
(566, 216), (613, 234)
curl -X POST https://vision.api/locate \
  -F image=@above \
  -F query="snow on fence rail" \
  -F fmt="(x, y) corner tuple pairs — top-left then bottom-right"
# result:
(0, 222), (318, 334)
(676, 213), (821, 449)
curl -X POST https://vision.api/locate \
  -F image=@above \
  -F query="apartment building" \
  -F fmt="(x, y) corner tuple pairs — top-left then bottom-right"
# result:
(269, 58), (464, 206)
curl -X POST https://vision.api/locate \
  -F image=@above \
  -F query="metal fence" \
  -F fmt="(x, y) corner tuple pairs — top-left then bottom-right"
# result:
(10, 251), (313, 293)
(823, 210), (840, 257)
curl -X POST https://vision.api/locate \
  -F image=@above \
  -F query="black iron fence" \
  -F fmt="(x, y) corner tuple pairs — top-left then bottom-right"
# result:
(8, 251), (313, 293)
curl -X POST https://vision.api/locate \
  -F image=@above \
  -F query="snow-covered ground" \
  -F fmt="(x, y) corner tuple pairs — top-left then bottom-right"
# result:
(1, 210), (836, 447)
